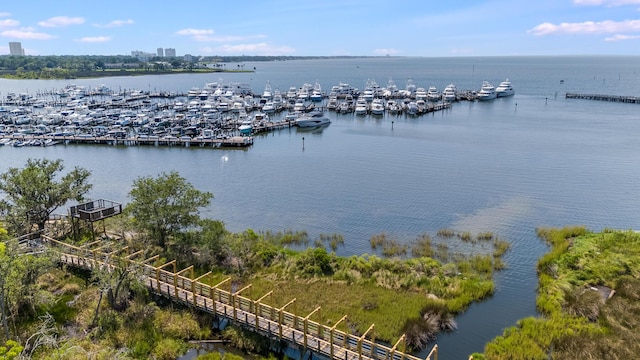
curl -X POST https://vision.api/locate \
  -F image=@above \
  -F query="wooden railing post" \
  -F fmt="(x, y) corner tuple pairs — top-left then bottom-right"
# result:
(232, 284), (252, 322)
(278, 298), (296, 339)
(359, 324), (375, 360)
(329, 315), (347, 360)
(212, 277), (231, 304)
(426, 344), (438, 360)
(192, 271), (211, 308)
(302, 307), (321, 352)
(390, 334), (406, 360)
(254, 290), (273, 329)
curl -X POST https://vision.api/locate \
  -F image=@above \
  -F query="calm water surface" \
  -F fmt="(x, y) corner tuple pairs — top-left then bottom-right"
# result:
(2, 56), (640, 359)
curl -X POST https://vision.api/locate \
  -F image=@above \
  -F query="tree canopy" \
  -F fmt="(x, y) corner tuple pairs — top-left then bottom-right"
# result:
(0, 159), (92, 234)
(126, 171), (213, 249)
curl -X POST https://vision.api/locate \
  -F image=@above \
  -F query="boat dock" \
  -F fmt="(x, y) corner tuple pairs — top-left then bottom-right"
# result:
(565, 92), (640, 104)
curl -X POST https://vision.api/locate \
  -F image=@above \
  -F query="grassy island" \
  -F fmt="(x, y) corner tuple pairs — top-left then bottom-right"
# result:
(474, 227), (640, 359)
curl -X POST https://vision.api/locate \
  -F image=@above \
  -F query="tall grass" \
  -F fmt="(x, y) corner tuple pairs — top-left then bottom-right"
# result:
(481, 227), (640, 359)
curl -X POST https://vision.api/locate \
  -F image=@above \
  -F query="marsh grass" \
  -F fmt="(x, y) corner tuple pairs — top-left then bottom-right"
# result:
(482, 227), (640, 359)
(369, 232), (408, 257)
(436, 229), (455, 238)
(318, 233), (345, 251)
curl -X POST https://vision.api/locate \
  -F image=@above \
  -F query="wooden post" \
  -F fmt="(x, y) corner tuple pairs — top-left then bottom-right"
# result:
(426, 344), (438, 360)
(176, 265), (194, 293)
(278, 298), (296, 339)
(329, 315), (347, 360)
(358, 324), (375, 360)
(254, 290), (273, 328)
(232, 284), (252, 322)
(156, 260), (176, 295)
(192, 271), (211, 308)
(212, 277), (231, 304)
(390, 334), (405, 360)
(303, 307), (321, 352)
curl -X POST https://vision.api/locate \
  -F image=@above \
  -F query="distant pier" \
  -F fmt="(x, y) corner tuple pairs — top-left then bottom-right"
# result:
(565, 92), (640, 104)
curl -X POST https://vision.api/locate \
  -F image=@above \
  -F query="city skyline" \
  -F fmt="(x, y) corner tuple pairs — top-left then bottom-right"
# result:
(1, 0), (640, 57)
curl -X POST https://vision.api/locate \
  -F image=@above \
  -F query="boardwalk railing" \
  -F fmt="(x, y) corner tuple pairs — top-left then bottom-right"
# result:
(41, 235), (439, 360)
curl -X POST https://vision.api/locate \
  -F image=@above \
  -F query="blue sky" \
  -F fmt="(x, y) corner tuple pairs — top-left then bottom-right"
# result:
(1, 0), (640, 57)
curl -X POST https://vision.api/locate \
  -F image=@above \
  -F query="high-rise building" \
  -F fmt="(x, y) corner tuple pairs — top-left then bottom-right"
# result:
(9, 42), (24, 56)
(157, 48), (164, 57)
(164, 48), (176, 57)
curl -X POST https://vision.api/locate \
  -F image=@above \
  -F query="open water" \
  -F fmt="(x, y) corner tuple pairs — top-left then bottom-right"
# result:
(2, 56), (640, 359)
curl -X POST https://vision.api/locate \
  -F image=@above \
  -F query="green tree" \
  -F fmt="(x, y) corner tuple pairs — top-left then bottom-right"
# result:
(0, 231), (53, 341)
(126, 172), (213, 249)
(0, 159), (92, 234)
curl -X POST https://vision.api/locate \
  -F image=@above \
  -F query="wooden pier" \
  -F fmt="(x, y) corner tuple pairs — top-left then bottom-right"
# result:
(37, 234), (439, 360)
(565, 92), (640, 104)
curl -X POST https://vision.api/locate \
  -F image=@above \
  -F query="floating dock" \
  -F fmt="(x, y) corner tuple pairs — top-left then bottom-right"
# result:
(565, 92), (640, 104)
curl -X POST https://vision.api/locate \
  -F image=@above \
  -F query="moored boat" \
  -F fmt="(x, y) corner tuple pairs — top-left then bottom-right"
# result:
(495, 79), (515, 97)
(477, 81), (497, 101)
(442, 83), (457, 102)
(296, 111), (331, 128)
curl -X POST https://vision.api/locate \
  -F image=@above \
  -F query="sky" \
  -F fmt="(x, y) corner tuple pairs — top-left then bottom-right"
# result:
(1, 0), (640, 57)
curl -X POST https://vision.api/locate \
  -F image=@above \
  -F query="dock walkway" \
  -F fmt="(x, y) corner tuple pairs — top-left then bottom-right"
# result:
(39, 235), (439, 360)
(565, 92), (640, 104)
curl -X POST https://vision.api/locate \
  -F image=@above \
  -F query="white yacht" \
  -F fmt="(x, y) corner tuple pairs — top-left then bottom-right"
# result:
(370, 98), (385, 116)
(427, 86), (440, 101)
(415, 87), (428, 101)
(354, 98), (368, 116)
(495, 79), (515, 97)
(296, 111), (331, 128)
(262, 82), (273, 100)
(442, 83), (457, 102)
(310, 82), (323, 102)
(477, 81), (497, 101)
(262, 101), (276, 113)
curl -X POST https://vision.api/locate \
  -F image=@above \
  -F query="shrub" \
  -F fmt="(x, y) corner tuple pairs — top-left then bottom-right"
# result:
(152, 338), (188, 360)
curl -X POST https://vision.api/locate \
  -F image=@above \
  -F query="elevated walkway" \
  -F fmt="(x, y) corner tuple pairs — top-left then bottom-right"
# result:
(41, 235), (439, 360)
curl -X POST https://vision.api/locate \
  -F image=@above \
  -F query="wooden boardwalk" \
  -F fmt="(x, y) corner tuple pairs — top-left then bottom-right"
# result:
(41, 235), (439, 360)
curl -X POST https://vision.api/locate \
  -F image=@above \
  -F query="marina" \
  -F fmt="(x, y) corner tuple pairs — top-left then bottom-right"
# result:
(1, 79), (486, 148)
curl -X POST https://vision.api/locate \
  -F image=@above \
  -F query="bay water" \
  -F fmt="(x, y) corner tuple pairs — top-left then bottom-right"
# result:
(2, 56), (640, 358)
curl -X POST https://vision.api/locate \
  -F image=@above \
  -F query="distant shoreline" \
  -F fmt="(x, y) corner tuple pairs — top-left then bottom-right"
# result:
(0, 68), (253, 80)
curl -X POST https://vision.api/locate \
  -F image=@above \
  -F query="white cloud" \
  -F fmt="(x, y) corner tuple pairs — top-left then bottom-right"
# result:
(574, 0), (640, 6)
(176, 29), (268, 43)
(605, 33), (640, 40)
(77, 36), (111, 43)
(176, 28), (214, 36)
(200, 43), (295, 56)
(38, 16), (85, 28)
(0, 29), (55, 40)
(528, 19), (640, 35)
(94, 19), (134, 28)
(0, 19), (18, 27)
(0, 12), (11, 18)
(373, 48), (400, 55)
(209, 34), (267, 42)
